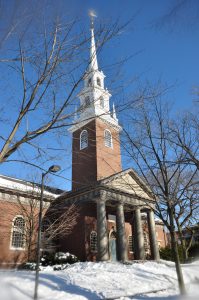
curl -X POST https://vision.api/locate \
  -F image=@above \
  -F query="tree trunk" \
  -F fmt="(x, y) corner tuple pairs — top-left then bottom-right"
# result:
(176, 222), (188, 263)
(168, 205), (186, 295)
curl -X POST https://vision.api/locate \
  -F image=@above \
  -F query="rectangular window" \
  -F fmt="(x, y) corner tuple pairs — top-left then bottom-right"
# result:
(128, 235), (134, 252)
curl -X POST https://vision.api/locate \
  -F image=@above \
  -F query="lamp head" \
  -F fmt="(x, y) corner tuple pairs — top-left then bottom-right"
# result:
(48, 165), (61, 173)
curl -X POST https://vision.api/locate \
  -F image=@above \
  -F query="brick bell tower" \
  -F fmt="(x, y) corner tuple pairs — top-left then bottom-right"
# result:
(69, 12), (122, 190)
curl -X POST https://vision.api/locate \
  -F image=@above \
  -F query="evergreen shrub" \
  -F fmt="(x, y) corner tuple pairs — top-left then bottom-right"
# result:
(159, 246), (184, 263)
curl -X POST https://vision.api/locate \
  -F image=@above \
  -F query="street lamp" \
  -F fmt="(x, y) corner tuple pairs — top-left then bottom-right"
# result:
(34, 165), (61, 300)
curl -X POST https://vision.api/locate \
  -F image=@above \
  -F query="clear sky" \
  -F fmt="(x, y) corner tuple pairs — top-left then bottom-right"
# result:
(0, 0), (198, 190)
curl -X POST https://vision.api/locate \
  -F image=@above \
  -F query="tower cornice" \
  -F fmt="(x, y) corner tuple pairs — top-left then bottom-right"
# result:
(69, 115), (122, 133)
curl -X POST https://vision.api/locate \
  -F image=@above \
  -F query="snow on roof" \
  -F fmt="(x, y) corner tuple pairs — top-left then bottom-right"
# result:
(0, 174), (63, 198)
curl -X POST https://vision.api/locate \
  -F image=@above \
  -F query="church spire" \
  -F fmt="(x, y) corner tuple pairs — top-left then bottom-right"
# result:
(69, 11), (121, 133)
(88, 10), (98, 72)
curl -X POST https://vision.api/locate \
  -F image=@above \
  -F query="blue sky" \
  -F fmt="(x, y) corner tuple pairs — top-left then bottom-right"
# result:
(0, 0), (198, 190)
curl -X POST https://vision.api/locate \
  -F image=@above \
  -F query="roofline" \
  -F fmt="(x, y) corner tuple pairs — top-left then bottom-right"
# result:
(0, 174), (64, 197)
(98, 168), (154, 198)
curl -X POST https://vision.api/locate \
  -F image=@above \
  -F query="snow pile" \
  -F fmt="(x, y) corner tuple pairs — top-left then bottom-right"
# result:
(0, 260), (198, 300)
(54, 251), (77, 261)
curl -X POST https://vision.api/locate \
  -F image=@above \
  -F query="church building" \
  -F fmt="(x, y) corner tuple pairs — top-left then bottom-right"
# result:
(0, 14), (166, 267)
(53, 15), (161, 262)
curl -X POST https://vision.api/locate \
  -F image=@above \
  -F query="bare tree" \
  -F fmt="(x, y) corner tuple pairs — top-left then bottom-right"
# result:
(154, 0), (199, 32)
(122, 86), (198, 294)
(170, 170), (199, 262)
(0, 3), (129, 172)
(1, 181), (79, 262)
(169, 111), (199, 170)
(41, 200), (79, 252)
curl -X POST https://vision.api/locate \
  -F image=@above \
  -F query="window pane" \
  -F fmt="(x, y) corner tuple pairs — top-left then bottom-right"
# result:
(128, 235), (134, 252)
(104, 130), (112, 148)
(90, 231), (97, 252)
(14, 217), (25, 230)
(11, 217), (25, 248)
(80, 130), (88, 149)
(144, 232), (149, 253)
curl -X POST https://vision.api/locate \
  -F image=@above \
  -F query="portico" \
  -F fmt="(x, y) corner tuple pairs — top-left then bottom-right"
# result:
(96, 197), (159, 262)
(59, 168), (160, 262)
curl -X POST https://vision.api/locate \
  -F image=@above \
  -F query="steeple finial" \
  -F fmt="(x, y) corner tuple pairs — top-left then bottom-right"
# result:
(89, 9), (96, 29)
(88, 10), (98, 71)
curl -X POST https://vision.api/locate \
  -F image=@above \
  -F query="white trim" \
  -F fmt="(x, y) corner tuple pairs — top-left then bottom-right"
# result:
(69, 114), (122, 133)
(104, 129), (113, 148)
(99, 96), (105, 108)
(0, 175), (58, 198)
(97, 77), (101, 87)
(10, 215), (26, 250)
(109, 229), (116, 239)
(80, 130), (88, 150)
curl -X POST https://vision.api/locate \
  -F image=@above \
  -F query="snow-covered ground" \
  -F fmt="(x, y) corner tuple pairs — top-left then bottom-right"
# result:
(0, 260), (198, 300)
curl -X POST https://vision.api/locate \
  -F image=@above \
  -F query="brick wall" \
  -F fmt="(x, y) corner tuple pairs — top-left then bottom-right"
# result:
(72, 120), (97, 190)
(0, 193), (48, 268)
(72, 119), (122, 190)
(96, 118), (122, 180)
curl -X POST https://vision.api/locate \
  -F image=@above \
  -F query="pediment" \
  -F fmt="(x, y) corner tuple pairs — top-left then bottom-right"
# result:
(100, 169), (154, 201)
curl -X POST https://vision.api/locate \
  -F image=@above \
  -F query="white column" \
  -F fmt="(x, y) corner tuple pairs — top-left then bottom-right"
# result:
(134, 208), (145, 260)
(147, 210), (160, 260)
(97, 199), (109, 261)
(116, 203), (127, 261)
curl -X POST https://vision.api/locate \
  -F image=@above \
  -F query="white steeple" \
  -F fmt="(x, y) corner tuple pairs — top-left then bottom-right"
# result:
(88, 10), (98, 72)
(69, 11), (121, 133)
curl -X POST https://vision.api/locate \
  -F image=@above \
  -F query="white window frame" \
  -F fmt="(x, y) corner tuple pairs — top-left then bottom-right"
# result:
(10, 215), (26, 250)
(80, 130), (88, 150)
(90, 231), (97, 253)
(104, 129), (113, 148)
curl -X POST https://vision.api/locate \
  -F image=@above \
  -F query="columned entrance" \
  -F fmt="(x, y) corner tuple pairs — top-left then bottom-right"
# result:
(61, 179), (160, 262)
(96, 199), (160, 262)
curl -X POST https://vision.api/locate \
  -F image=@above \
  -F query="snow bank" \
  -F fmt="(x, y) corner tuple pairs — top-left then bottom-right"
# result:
(0, 260), (198, 300)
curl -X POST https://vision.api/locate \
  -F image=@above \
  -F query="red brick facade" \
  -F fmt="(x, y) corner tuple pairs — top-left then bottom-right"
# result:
(0, 197), (40, 267)
(0, 200), (28, 267)
(72, 119), (122, 190)
(0, 180), (56, 268)
(57, 204), (167, 262)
